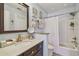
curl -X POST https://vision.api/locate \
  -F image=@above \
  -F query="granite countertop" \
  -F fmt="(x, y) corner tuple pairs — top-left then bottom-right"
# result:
(0, 39), (43, 56)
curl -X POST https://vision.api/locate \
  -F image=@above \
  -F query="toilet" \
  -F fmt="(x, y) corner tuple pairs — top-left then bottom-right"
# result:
(48, 44), (54, 56)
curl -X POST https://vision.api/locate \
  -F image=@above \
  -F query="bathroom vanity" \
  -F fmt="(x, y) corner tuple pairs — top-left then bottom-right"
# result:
(34, 32), (49, 56)
(0, 39), (43, 56)
(0, 3), (43, 56)
(19, 41), (43, 56)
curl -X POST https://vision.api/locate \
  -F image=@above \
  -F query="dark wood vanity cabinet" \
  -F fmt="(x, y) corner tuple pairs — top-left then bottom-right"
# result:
(19, 41), (43, 56)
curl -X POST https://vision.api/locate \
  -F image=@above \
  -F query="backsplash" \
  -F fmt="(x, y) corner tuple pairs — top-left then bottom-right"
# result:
(0, 32), (28, 41)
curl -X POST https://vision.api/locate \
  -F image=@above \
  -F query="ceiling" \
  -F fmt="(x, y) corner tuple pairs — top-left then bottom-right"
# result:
(36, 3), (76, 14)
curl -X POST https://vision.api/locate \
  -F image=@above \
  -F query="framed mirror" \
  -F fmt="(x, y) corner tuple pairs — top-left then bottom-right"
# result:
(0, 3), (29, 33)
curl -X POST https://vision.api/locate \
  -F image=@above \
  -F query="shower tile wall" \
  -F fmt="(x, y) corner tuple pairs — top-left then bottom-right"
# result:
(45, 12), (79, 49)
(59, 14), (74, 48)
(58, 12), (79, 49)
(75, 12), (79, 49)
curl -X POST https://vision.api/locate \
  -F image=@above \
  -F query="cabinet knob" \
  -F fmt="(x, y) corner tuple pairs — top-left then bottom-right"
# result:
(32, 51), (34, 54)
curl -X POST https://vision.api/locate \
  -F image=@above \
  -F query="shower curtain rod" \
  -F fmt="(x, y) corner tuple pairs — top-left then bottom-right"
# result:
(44, 10), (79, 19)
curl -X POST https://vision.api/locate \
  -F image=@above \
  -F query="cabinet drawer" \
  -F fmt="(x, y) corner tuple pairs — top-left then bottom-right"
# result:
(24, 46), (39, 56)
(19, 41), (43, 56)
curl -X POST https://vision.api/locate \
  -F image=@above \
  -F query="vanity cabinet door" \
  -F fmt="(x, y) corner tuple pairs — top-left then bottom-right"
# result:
(34, 33), (48, 56)
(22, 41), (43, 56)
(24, 45), (39, 56)
(36, 41), (43, 56)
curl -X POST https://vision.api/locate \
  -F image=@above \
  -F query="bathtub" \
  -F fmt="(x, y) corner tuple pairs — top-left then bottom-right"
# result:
(54, 45), (79, 56)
